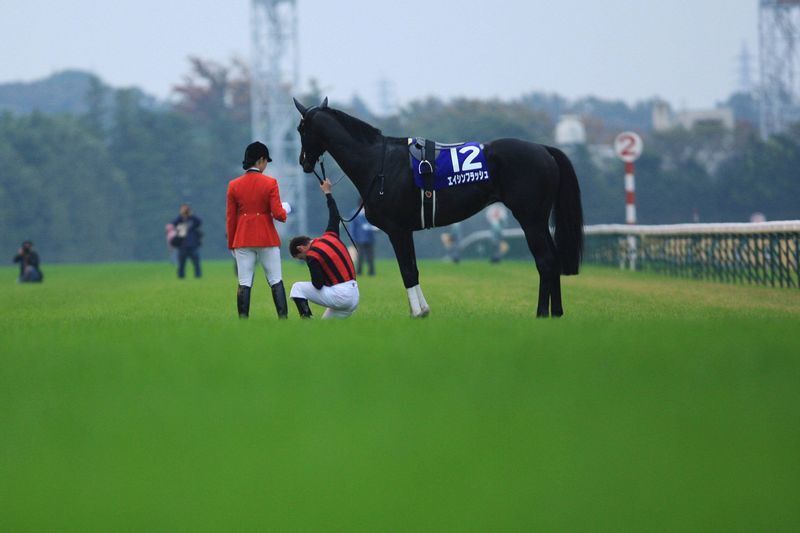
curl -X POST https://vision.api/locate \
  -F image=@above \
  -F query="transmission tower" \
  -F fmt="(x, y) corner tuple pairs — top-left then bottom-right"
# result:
(376, 76), (398, 117)
(737, 41), (754, 94)
(251, 0), (307, 235)
(759, 0), (800, 138)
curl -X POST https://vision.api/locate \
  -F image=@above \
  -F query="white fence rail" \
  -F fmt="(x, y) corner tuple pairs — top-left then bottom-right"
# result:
(459, 221), (800, 288)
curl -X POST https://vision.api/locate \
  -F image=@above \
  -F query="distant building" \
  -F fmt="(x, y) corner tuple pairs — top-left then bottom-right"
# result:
(554, 114), (587, 145)
(588, 144), (616, 167)
(652, 100), (734, 132)
(553, 114), (617, 168)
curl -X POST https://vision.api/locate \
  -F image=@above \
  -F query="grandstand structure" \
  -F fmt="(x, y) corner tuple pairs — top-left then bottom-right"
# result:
(759, 0), (800, 139)
(250, 0), (307, 235)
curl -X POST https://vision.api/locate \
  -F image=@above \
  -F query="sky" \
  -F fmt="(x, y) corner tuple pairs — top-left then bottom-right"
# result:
(0, 0), (758, 112)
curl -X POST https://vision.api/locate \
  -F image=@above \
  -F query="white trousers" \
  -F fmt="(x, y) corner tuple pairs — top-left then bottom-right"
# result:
(290, 280), (359, 319)
(234, 247), (282, 287)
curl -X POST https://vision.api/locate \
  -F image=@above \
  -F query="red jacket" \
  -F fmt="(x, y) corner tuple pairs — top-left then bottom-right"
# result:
(226, 171), (287, 249)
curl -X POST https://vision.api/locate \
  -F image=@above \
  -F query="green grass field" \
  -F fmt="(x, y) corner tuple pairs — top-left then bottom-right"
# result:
(1, 260), (799, 532)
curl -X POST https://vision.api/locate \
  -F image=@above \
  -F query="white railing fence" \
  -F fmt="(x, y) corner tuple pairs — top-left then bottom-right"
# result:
(458, 221), (800, 288)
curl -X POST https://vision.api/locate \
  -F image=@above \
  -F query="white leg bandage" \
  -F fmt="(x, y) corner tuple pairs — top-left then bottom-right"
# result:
(407, 285), (423, 317)
(415, 285), (430, 317)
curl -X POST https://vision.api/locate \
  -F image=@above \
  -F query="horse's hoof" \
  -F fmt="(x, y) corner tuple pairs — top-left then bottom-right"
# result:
(419, 306), (430, 317)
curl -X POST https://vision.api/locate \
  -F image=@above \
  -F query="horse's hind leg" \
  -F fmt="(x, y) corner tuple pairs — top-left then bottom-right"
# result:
(546, 231), (564, 317)
(521, 224), (560, 318)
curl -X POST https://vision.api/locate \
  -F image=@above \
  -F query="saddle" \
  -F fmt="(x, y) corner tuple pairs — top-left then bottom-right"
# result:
(407, 137), (491, 229)
(407, 137), (465, 164)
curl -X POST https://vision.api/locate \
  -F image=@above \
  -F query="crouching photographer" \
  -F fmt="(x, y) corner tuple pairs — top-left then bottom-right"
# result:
(13, 240), (43, 283)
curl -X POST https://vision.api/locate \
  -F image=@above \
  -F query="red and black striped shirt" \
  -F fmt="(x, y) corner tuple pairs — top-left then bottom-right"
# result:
(306, 231), (356, 287)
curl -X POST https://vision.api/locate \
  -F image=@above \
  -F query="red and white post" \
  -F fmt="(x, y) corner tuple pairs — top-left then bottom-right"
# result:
(624, 161), (636, 225)
(614, 132), (643, 270)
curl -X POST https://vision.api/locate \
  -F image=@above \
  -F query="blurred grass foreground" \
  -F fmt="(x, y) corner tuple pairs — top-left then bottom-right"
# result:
(1, 260), (799, 531)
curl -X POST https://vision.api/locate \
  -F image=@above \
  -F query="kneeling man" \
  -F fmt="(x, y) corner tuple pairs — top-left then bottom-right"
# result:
(289, 179), (359, 319)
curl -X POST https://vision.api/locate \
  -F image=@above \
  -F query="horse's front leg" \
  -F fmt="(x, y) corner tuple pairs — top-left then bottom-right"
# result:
(387, 230), (430, 318)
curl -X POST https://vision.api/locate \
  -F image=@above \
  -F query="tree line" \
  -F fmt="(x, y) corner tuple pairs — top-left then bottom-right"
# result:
(1, 61), (798, 263)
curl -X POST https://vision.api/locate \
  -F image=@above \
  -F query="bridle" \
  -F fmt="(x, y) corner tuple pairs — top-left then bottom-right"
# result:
(298, 108), (389, 252)
(309, 137), (387, 224)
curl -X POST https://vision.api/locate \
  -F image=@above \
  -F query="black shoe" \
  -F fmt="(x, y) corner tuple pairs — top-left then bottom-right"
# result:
(292, 297), (312, 319)
(271, 281), (288, 319)
(237, 285), (251, 318)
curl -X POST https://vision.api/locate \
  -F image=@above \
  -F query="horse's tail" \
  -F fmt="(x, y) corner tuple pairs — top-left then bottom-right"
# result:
(546, 146), (584, 275)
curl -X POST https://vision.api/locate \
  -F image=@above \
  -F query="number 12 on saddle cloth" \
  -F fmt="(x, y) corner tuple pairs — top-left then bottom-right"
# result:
(410, 141), (491, 190)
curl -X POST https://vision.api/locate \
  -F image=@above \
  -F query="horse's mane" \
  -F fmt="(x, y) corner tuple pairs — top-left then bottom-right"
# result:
(326, 108), (382, 142)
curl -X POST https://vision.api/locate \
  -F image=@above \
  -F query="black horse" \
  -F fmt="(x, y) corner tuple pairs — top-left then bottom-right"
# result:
(293, 98), (584, 317)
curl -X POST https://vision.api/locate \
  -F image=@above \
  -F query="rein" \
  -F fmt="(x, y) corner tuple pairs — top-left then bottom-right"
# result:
(310, 158), (361, 253)
(311, 137), (387, 225)
(305, 126), (388, 258)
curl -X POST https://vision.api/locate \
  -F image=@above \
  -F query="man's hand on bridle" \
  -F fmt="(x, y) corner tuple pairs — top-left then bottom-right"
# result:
(320, 179), (332, 195)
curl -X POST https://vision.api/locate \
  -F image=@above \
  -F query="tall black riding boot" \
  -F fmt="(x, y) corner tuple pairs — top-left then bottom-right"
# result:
(292, 297), (312, 319)
(271, 281), (288, 319)
(237, 285), (252, 318)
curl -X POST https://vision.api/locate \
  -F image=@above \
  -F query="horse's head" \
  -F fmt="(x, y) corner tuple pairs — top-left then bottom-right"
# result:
(294, 97), (329, 173)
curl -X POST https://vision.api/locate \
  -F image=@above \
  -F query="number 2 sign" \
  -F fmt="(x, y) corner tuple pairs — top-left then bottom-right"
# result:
(614, 131), (643, 162)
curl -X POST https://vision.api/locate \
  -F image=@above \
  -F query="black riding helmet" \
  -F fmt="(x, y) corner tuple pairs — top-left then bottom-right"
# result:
(242, 141), (272, 169)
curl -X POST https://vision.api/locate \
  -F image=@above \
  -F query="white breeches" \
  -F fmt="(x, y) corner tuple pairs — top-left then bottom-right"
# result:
(290, 280), (359, 319)
(234, 247), (282, 287)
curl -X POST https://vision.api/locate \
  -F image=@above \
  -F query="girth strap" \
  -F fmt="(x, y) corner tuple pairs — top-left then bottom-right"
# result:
(420, 139), (436, 229)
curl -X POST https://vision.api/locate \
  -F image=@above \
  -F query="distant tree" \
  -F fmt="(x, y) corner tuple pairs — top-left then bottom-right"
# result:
(520, 91), (655, 139)
(301, 78), (328, 106)
(714, 123), (800, 221)
(0, 111), (135, 261)
(724, 91), (759, 128)
(571, 96), (654, 135)
(347, 94), (376, 123)
(519, 92), (569, 119)
(565, 144), (619, 224)
(80, 75), (115, 141)
(648, 122), (732, 177)
(109, 89), (195, 259)
(4, 67), (799, 264)
(173, 56), (250, 125)
(395, 97), (552, 143)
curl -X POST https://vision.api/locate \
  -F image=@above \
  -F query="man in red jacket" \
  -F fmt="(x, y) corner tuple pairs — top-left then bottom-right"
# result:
(226, 141), (290, 319)
(288, 179), (359, 319)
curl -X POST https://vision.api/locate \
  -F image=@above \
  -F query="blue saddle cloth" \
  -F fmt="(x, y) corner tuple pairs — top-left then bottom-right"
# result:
(409, 139), (490, 191)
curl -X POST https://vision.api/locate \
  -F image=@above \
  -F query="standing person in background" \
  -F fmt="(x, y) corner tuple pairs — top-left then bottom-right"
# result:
(13, 240), (43, 283)
(486, 203), (508, 264)
(172, 204), (203, 278)
(441, 222), (462, 264)
(227, 141), (290, 319)
(350, 207), (377, 276)
(288, 179), (359, 319)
